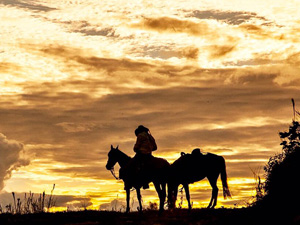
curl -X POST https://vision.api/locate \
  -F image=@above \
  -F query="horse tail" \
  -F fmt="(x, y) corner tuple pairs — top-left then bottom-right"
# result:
(220, 156), (231, 199)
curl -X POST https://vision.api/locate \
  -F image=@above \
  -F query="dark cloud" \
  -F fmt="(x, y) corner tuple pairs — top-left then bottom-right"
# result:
(56, 195), (93, 209)
(189, 10), (269, 25)
(53, 20), (118, 37)
(76, 27), (117, 37)
(0, 0), (56, 12)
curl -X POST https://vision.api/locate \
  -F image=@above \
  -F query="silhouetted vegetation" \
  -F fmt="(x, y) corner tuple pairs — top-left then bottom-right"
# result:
(0, 208), (299, 225)
(253, 118), (300, 220)
(0, 184), (56, 214)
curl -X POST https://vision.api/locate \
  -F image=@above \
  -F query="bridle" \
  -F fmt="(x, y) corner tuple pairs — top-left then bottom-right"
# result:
(110, 167), (120, 180)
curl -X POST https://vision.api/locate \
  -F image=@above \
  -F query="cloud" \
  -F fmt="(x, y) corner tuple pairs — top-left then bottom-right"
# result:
(1, 75), (292, 167)
(75, 27), (117, 37)
(140, 46), (199, 60)
(56, 122), (98, 133)
(1, 0), (56, 12)
(49, 165), (112, 180)
(37, 44), (155, 75)
(180, 47), (199, 60)
(0, 133), (30, 190)
(189, 10), (269, 25)
(99, 199), (126, 211)
(0, 62), (23, 74)
(130, 17), (212, 37)
(56, 195), (93, 209)
(209, 45), (236, 59)
(237, 24), (283, 40)
(1, 44), (300, 198)
(286, 51), (300, 65)
(54, 20), (118, 37)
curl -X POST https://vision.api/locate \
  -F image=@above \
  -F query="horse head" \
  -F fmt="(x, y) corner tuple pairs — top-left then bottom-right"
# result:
(106, 145), (119, 170)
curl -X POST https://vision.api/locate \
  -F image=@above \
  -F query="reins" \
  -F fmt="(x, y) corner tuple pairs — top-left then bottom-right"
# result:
(110, 167), (120, 180)
(110, 167), (136, 192)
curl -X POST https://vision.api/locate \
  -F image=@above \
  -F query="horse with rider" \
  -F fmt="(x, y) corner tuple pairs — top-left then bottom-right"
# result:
(106, 125), (231, 213)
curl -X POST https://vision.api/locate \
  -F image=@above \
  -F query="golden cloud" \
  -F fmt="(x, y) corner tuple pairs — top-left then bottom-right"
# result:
(209, 45), (236, 59)
(180, 47), (199, 60)
(131, 17), (213, 37)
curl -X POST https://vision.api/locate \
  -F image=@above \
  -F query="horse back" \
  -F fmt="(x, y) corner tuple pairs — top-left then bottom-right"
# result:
(151, 156), (170, 170)
(169, 152), (225, 184)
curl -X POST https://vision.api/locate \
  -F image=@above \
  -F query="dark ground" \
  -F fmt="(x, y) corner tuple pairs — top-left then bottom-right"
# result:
(0, 208), (299, 225)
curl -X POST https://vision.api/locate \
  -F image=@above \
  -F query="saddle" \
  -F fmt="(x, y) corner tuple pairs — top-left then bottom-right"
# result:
(171, 151), (204, 183)
(119, 155), (154, 189)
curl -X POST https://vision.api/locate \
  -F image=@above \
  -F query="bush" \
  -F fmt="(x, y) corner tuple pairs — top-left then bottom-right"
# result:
(257, 120), (300, 213)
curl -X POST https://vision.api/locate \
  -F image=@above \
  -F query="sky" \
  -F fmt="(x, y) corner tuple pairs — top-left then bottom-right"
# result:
(1, 0), (300, 211)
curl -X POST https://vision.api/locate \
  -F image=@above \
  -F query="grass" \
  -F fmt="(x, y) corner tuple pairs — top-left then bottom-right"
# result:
(0, 208), (299, 225)
(0, 184), (56, 214)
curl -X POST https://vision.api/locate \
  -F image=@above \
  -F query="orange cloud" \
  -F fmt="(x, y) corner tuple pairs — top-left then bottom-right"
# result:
(286, 52), (300, 65)
(131, 17), (213, 37)
(209, 45), (236, 59)
(180, 47), (199, 60)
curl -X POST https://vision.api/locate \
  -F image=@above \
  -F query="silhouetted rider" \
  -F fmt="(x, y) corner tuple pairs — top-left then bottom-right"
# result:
(132, 125), (157, 189)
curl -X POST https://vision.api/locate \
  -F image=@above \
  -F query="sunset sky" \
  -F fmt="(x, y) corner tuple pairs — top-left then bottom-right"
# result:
(1, 0), (300, 210)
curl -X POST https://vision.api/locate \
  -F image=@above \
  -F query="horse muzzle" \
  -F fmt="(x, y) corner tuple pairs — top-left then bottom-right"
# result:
(106, 164), (112, 170)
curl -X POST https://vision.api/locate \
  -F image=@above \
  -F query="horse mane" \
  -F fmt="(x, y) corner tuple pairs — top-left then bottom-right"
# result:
(111, 147), (132, 168)
(116, 148), (132, 160)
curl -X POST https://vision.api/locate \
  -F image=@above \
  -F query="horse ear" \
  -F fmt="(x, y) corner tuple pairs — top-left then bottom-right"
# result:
(111, 145), (114, 150)
(116, 145), (119, 150)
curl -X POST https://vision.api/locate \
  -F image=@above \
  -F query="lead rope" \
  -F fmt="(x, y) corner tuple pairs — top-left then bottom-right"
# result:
(110, 168), (135, 192)
(110, 167), (120, 180)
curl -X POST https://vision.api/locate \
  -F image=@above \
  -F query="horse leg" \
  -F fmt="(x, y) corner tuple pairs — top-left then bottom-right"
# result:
(153, 182), (164, 213)
(207, 176), (219, 209)
(183, 183), (192, 211)
(126, 188), (130, 213)
(136, 188), (143, 212)
(171, 184), (179, 209)
(160, 182), (166, 212)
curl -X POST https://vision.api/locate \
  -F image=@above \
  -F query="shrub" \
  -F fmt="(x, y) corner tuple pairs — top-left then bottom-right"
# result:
(256, 120), (300, 214)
